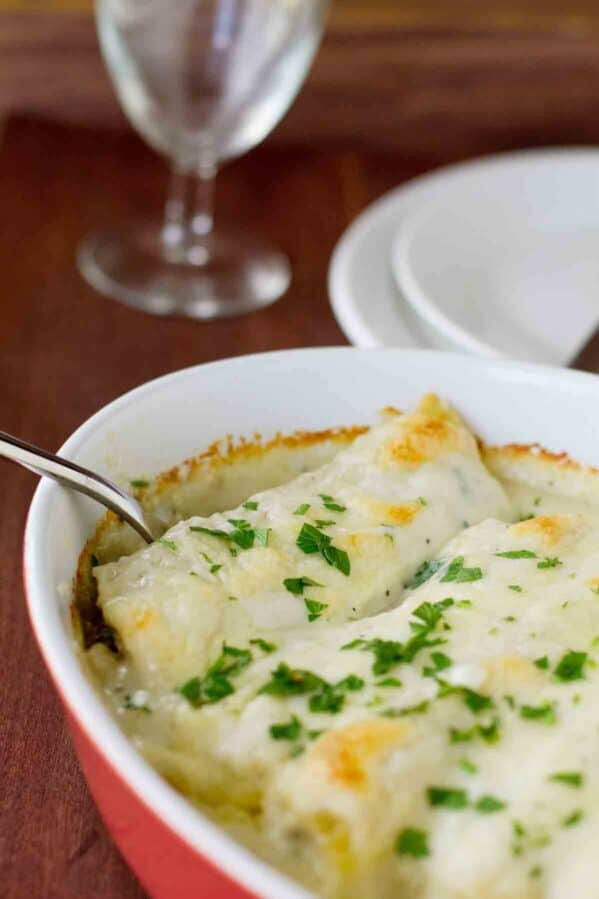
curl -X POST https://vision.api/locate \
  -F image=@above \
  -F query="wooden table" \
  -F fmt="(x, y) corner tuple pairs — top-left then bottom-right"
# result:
(1, 111), (599, 898)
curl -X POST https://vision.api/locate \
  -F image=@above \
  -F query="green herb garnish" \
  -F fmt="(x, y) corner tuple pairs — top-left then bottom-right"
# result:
(427, 786), (468, 809)
(319, 494), (347, 513)
(178, 644), (252, 707)
(158, 538), (177, 552)
(395, 828), (429, 858)
(305, 598), (328, 622)
(130, 479), (150, 489)
(538, 556), (562, 569)
(496, 549), (537, 559)
(249, 638), (277, 654)
(242, 500), (259, 510)
(283, 575), (324, 595)
(554, 650), (587, 682)
(293, 503), (310, 516)
(520, 702), (556, 724)
(405, 559), (442, 590)
(441, 556), (483, 583)
(270, 715), (302, 741)
(549, 772), (583, 788)
(296, 523), (350, 576)
(534, 656), (549, 670)
(475, 795), (506, 813)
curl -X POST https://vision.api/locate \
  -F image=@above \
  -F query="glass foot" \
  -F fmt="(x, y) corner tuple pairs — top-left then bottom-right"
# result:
(77, 224), (291, 319)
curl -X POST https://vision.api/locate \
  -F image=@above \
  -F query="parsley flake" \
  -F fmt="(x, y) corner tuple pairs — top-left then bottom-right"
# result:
(427, 786), (468, 809)
(520, 702), (556, 724)
(249, 638), (276, 654)
(259, 663), (324, 696)
(554, 650), (587, 681)
(130, 478), (150, 489)
(293, 503), (310, 516)
(534, 656), (550, 670)
(158, 538), (177, 551)
(242, 500), (259, 510)
(496, 549), (537, 559)
(549, 772), (583, 788)
(319, 494), (347, 513)
(395, 828), (429, 858)
(562, 809), (584, 827)
(405, 559), (442, 590)
(305, 598), (328, 622)
(283, 575), (324, 595)
(458, 757), (478, 774)
(178, 644), (252, 707)
(270, 715), (302, 741)
(538, 556), (562, 569)
(296, 523), (350, 576)
(475, 795), (507, 813)
(441, 556), (483, 583)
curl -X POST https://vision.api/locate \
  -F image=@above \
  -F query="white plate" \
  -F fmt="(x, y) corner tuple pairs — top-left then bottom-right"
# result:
(392, 148), (599, 365)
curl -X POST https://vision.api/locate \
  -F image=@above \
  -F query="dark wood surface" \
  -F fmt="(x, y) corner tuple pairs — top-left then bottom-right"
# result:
(5, 11), (599, 156)
(0, 114), (436, 899)
(3, 98), (599, 897)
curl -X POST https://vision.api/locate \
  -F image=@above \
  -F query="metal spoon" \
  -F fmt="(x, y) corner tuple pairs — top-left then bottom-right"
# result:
(1, 430), (154, 543)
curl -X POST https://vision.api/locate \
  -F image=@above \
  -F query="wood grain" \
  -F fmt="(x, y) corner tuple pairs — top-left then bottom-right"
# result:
(3, 11), (599, 153)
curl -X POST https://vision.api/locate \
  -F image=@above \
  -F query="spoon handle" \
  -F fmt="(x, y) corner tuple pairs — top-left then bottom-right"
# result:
(0, 430), (154, 544)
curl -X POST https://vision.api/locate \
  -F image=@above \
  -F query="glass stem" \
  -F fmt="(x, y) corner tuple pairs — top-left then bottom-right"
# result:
(162, 156), (217, 265)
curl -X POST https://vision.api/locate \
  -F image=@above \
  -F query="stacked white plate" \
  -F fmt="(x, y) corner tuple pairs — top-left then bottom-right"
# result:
(329, 149), (599, 366)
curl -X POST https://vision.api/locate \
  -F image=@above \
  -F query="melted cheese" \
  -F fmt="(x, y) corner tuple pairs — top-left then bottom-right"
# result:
(88, 399), (599, 899)
(95, 397), (509, 688)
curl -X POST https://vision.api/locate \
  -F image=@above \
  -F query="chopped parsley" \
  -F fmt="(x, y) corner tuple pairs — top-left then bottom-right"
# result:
(158, 538), (177, 552)
(538, 556), (562, 569)
(441, 556), (483, 583)
(293, 503), (310, 516)
(508, 585), (523, 592)
(270, 715), (302, 741)
(296, 523), (350, 576)
(423, 651), (452, 677)
(283, 575), (324, 595)
(496, 549), (537, 559)
(520, 702), (556, 724)
(405, 559), (442, 590)
(190, 519), (270, 550)
(462, 688), (494, 714)
(475, 795), (506, 813)
(130, 478), (150, 489)
(534, 656), (550, 670)
(458, 757), (478, 775)
(376, 677), (403, 688)
(549, 772), (583, 788)
(249, 638), (277, 654)
(562, 809), (584, 827)
(305, 598), (328, 622)
(210, 563), (222, 574)
(309, 685), (345, 714)
(417, 496), (428, 506)
(412, 598), (454, 631)
(336, 674), (365, 692)
(242, 500), (259, 510)
(315, 519), (336, 528)
(259, 663), (324, 696)
(554, 650), (587, 681)
(178, 644), (252, 707)
(395, 828), (429, 858)
(427, 786), (468, 809)
(319, 493), (346, 513)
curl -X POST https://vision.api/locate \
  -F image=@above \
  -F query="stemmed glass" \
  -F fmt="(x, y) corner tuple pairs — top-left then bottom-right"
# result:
(79, 0), (329, 319)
